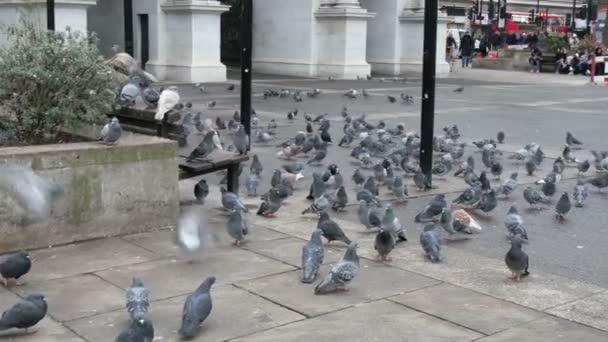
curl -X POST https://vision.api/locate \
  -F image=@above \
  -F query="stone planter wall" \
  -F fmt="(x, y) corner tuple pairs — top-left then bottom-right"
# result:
(0, 135), (179, 253)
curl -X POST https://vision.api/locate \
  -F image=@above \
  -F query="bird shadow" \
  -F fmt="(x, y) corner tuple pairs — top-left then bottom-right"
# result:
(0, 330), (38, 338)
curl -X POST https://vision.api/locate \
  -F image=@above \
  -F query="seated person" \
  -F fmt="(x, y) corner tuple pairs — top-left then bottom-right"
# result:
(556, 58), (570, 74)
(528, 48), (543, 73)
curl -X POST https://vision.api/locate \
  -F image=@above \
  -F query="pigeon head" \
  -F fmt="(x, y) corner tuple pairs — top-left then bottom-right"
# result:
(25, 293), (46, 304)
(16, 250), (30, 259)
(131, 277), (145, 287)
(328, 164), (338, 174)
(507, 206), (518, 215)
(510, 172), (518, 180)
(344, 242), (359, 261)
(111, 117), (120, 125)
(310, 229), (323, 241)
(220, 187), (227, 194)
(185, 102), (192, 108)
(198, 276), (216, 291)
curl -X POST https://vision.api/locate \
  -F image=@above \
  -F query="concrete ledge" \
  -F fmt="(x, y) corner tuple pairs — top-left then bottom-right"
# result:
(0, 134), (179, 253)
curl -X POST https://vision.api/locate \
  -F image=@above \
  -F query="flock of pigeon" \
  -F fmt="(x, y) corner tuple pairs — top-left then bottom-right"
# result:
(4, 75), (608, 341)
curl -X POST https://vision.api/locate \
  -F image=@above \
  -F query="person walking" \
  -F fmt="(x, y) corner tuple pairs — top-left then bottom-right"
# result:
(446, 33), (458, 72)
(460, 32), (474, 68)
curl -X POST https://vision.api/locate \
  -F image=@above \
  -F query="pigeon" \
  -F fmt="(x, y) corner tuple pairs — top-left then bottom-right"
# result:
(479, 171), (491, 191)
(301, 229), (325, 283)
(245, 174), (259, 197)
(302, 192), (334, 215)
(155, 86), (179, 121)
(0, 166), (63, 226)
(566, 131), (583, 147)
(587, 174), (608, 191)
(439, 208), (457, 237)
(332, 186), (348, 211)
(374, 229), (395, 262)
(541, 180), (556, 197)
(283, 162), (305, 174)
(307, 148), (327, 165)
(233, 124), (249, 155)
(118, 81), (140, 106)
(363, 176), (379, 196)
(413, 170), (429, 191)
(140, 87), (160, 109)
(175, 207), (217, 257)
(357, 200), (374, 229)
(178, 276), (215, 338)
(250, 155), (263, 176)
(525, 158), (537, 176)
(392, 176), (408, 200)
(381, 207), (407, 242)
(115, 318), (155, 342)
(227, 84), (235, 91)
(314, 242), (359, 294)
(193, 179), (209, 204)
(188, 131), (218, 161)
(420, 225), (441, 263)
(454, 156), (474, 177)
(415, 194), (447, 223)
(271, 169), (282, 188)
(99, 117), (122, 144)
(221, 187), (248, 212)
(352, 168), (366, 186)
(307, 173), (326, 200)
(497, 131), (505, 143)
(574, 176), (589, 208)
(126, 277), (150, 323)
(256, 188), (282, 217)
(555, 192), (571, 221)
(490, 161), (503, 180)
(505, 238), (530, 281)
(0, 251), (31, 287)
(317, 212), (351, 246)
(432, 160), (452, 177)
(227, 209), (249, 246)
(453, 86), (464, 93)
(452, 186), (482, 208)
(0, 294), (47, 332)
(577, 160), (590, 174)
(474, 189), (497, 213)
(387, 95), (397, 103)
(207, 100), (217, 108)
(504, 206), (528, 241)
(523, 186), (550, 208)
(497, 172), (518, 197)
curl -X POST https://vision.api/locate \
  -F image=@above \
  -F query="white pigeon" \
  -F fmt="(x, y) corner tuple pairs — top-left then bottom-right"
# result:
(155, 86), (180, 121)
(175, 207), (218, 258)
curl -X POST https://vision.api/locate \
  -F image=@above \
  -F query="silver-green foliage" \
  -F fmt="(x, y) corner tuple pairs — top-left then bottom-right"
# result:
(0, 20), (114, 144)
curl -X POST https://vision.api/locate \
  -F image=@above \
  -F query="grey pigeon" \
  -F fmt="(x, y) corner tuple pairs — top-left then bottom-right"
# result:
(392, 176), (408, 199)
(490, 161), (503, 180)
(573, 176), (589, 207)
(317, 212), (351, 245)
(115, 318), (154, 342)
(126, 277), (150, 323)
(301, 229), (325, 283)
(357, 200), (373, 229)
(0, 251), (31, 287)
(374, 229), (395, 262)
(382, 207), (407, 242)
(256, 188), (282, 217)
(119, 82), (140, 106)
(474, 189), (497, 213)
(453, 186), (482, 208)
(227, 209), (249, 246)
(271, 169), (282, 188)
(302, 192), (334, 215)
(332, 186), (348, 211)
(439, 208), (457, 236)
(315, 242), (359, 294)
(415, 194), (447, 223)
(587, 174), (608, 190)
(307, 173), (326, 200)
(142, 88), (160, 109)
(356, 189), (377, 204)
(420, 225), (441, 263)
(523, 186), (550, 209)
(566, 131), (583, 147)
(178, 276), (215, 338)
(233, 124), (249, 155)
(100, 117), (122, 144)
(577, 160), (590, 174)
(221, 187), (248, 212)
(0, 166), (63, 226)
(497, 131), (505, 143)
(188, 131), (217, 161)
(194, 179), (209, 204)
(541, 180), (556, 197)
(479, 171), (491, 191)
(413, 170), (429, 191)
(245, 174), (259, 197)
(283, 162), (305, 174)
(307, 149), (327, 165)
(250, 155), (263, 176)
(497, 172), (518, 197)
(555, 192), (571, 221)
(0, 294), (47, 331)
(363, 177), (379, 196)
(504, 206), (528, 241)
(505, 238), (529, 281)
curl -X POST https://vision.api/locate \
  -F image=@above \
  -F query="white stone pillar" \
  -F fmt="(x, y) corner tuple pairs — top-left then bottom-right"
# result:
(399, 9), (450, 74)
(314, 0), (375, 79)
(147, 0), (229, 83)
(0, 0), (96, 47)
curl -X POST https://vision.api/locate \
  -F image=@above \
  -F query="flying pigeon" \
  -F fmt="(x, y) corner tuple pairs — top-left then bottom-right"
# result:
(505, 238), (529, 282)
(587, 173), (608, 191)
(155, 86), (179, 121)
(314, 242), (359, 294)
(301, 229), (325, 283)
(0, 294), (47, 332)
(577, 160), (590, 174)
(227, 209), (249, 246)
(453, 86), (464, 93)
(99, 117), (122, 144)
(126, 277), (150, 323)
(0, 251), (31, 287)
(420, 224), (441, 263)
(175, 207), (217, 257)
(387, 95), (397, 103)
(178, 276), (215, 338)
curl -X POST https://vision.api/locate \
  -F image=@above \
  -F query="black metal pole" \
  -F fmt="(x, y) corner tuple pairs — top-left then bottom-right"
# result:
(420, 0), (438, 186)
(240, 0), (253, 150)
(536, 0), (540, 21)
(572, 0), (577, 30)
(47, 0), (55, 31)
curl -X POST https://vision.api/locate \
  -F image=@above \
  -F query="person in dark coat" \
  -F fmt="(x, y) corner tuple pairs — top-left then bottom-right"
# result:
(459, 32), (474, 68)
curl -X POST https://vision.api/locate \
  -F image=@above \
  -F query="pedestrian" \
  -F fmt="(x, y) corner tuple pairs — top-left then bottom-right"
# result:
(446, 33), (458, 72)
(528, 47), (543, 73)
(459, 32), (474, 68)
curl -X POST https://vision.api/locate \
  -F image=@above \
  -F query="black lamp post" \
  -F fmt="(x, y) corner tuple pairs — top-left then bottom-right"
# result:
(47, 0), (55, 31)
(420, 0), (438, 185)
(240, 0), (253, 150)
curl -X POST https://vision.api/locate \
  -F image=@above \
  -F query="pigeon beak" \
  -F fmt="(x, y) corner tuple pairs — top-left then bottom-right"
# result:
(139, 319), (145, 324)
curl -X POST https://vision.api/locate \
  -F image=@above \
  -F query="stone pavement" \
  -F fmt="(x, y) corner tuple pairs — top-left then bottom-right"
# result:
(2, 178), (608, 342)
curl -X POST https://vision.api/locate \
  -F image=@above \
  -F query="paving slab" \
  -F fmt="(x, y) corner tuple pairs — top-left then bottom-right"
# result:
(95, 248), (296, 301)
(25, 238), (157, 283)
(230, 299), (483, 342)
(547, 290), (608, 332)
(236, 259), (440, 317)
(389, 283), (544, 335)
(0, 287), (85, 342)
(242, 237), (343, 268)
(66, 284), (305, 342)
(475, 316), (608, 341)
(11, 274), (124, 322)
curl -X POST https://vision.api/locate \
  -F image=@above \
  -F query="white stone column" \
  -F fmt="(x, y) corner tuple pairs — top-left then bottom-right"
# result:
(147, 0), (229, 83)
(314, 0), (375, 79)
(399, 9), (450, 74)
(0, 0), (96, 47)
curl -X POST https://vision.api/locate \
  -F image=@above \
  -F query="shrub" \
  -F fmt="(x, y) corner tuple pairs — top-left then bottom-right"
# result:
(0, 20), (114, 145)
(546, 35), (567, 53)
